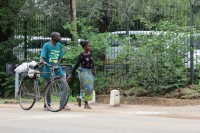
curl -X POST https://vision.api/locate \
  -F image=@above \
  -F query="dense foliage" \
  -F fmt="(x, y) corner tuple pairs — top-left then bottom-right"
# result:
(0, 40), (20, 97)
(1, 0), (200, 97)
(0, 0), (26, 41)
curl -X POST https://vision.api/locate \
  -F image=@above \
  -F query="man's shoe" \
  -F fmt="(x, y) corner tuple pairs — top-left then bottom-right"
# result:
(44, 104), (51, 111)
(63, 105), (71, 110)
(44, 107), (50, 111)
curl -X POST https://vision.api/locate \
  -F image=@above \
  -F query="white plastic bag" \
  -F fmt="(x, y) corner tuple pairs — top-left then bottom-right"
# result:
(28, 68), (35, 78)
(29, 61), (37, 68)
(14, 63), (29, 73)
(14, 61), (37, 73)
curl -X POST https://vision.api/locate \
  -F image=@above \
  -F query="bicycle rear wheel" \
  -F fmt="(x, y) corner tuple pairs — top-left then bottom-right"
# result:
(19, 77), (36, 110)
(44, 78), (70, 112)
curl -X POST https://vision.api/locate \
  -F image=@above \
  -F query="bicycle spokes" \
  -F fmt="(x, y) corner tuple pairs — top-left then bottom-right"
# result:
(19, 78), (36, 110)
(44, 79), (69, 112)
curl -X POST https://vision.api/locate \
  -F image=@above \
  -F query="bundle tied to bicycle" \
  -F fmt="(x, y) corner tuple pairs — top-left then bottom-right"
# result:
(14, 61), (39, 78)
(15, 61), (70, 112)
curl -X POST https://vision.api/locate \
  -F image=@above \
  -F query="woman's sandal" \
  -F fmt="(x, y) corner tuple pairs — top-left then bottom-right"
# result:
(84, 105), (92, 109)
(76, 96), (81, 107)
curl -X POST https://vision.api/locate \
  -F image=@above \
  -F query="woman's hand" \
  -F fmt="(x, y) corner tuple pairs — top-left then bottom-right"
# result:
(92, 69), (96, 76)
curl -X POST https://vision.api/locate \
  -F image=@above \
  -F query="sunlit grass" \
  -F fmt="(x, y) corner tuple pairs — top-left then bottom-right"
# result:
(0, 98), (18, 104)
(0, 95), (77, 104)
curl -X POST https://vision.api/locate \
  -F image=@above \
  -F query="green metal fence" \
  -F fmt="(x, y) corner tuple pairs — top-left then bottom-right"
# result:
(12, 0), (200, 89)
(104, 0), (200, 88)
(13, 17), (70, 62)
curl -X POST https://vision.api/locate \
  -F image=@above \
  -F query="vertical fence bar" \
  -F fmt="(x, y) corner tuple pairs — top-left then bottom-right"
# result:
(125, 0), (129, 36)
(15, 72), (19, 98)
(190, 1), (194, 84)
(24, 20), (28, 60)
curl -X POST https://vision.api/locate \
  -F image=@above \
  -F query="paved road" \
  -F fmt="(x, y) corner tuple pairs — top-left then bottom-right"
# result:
(0, 103), (200, 133)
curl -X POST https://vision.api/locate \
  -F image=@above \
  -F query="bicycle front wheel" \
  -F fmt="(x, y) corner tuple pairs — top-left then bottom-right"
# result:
(44, 78), (70, 112)
(19, 77), (36, 110)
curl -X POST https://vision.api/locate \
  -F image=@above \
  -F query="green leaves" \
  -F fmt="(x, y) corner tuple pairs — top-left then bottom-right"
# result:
(0, 0), (25, 32)
(0, 72), (15, 98)
(0, 39), (20, 98)
(110, 30), (189, 94)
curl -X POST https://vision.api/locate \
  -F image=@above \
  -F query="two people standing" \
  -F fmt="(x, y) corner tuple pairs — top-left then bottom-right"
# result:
(40, 32), (95, 110)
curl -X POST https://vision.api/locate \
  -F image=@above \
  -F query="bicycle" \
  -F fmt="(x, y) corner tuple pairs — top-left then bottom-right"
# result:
(18, 62), (70, 112)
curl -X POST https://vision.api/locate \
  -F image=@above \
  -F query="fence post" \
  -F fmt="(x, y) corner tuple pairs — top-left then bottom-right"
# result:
(190, 0), (194, 84)
(110, 90), (120, 106)
(24, 20), (28, 60)
(15, 72), (19, 98)
(125, 0), (129, 36)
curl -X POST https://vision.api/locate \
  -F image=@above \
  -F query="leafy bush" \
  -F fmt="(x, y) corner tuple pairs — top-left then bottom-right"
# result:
(112, 30), (189, 94)
(0, 40), (20, 98)
(94, 72), (109, 94)
(0, 72), (15, 98)
(0, 40), (19, 71)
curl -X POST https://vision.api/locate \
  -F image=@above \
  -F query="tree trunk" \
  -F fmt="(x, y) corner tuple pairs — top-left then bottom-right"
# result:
(71, 0), (78, 46)
(99, 1), (110, 33)
(99, 16), (110, 33)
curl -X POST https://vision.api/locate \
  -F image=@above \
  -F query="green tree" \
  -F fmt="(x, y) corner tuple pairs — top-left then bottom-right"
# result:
(75, 0), (191, 32)
(0, 0), (26, 42)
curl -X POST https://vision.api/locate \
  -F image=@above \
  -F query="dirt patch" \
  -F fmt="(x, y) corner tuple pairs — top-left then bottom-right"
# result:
(157, 113), (200, 120)
(96, 95), (200, 106)
(96, 87), (200, 106)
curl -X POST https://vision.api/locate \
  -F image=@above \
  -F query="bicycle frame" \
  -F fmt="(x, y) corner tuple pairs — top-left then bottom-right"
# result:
(19, 62), (55, 99)
(19, 61), (70, 112)
(33, 77), (41, 100)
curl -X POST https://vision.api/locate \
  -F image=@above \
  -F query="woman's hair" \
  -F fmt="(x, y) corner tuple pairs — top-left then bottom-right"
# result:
(80, 41), (89, 48)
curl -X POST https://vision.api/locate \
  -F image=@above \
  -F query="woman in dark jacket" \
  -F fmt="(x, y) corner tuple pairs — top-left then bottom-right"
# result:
(67, 41), (96, 109)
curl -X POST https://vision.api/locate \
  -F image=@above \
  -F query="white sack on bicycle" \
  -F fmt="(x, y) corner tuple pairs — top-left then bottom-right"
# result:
(14, 61), (37, 73)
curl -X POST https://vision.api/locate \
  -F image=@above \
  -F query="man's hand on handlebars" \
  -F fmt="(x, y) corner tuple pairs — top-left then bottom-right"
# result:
(54, 65), (59, 71)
